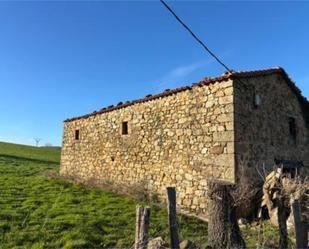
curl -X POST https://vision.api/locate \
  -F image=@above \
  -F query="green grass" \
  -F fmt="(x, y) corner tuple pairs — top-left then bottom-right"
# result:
(0, 142), (60, 163)
(0, 142), (208, 248)
(0, 141), (290, 248)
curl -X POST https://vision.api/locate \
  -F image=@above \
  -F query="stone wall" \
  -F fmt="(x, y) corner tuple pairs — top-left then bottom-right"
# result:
(60, 79), (235, 217)
(234, 73), (309, 184)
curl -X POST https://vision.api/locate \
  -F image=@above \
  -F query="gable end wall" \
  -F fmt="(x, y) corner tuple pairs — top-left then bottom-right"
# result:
(234, 73), (309, 184)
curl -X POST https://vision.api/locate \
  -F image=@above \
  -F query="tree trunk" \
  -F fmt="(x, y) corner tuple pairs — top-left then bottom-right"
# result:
(207, 180), (246, 249)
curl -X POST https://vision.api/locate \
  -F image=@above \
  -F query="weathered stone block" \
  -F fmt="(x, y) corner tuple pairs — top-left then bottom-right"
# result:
(219, 95), (233, 105)
(209, 145), (225, 154)
(213, 131), (234, 142)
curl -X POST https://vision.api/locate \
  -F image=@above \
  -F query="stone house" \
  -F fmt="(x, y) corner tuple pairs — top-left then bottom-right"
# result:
(60, 67), (309, 218)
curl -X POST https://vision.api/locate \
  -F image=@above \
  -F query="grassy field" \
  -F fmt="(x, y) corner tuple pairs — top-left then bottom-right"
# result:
(0, 141), (289, 248)
(0, 142), (209, 248)
(0, 142), (60, 163)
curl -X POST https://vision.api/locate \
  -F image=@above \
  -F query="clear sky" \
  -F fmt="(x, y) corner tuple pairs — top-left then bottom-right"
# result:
(0, 1), (308, 146)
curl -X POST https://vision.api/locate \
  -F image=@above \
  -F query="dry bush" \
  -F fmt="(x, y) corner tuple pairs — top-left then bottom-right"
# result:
(59, 173), (166, 207)
(231, 178), (264, 220)
(231, 161), (269, 220)
(78, 177), (150, 201)
(281, 175), (309, 224)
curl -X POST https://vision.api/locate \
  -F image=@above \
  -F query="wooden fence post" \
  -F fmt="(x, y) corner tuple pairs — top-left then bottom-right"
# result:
(135, 205), (150, 249)
(292, 199), (308, 249)
(166, 187), (180, 249)
(140, 207), (150, 249)
(278, 196), (288, 249)
(135, 206), (144, 249)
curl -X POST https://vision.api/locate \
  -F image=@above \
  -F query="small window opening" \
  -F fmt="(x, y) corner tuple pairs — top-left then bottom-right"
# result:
(275, 159), (304, 178)
(254, 94), (261, 108)
(75, 129), (80, 140)
(122, 121), (128, 135)
(288, 117), (297, 144)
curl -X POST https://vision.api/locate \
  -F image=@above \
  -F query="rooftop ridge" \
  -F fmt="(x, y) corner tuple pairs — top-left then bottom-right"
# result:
(64, 67), (308, 122)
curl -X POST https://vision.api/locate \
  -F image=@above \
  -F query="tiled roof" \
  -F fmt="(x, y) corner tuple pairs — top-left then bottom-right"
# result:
(64, 67), (309, 122)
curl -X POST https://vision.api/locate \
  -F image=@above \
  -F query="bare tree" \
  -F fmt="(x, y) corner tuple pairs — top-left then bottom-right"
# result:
(34, 138), (41, 147)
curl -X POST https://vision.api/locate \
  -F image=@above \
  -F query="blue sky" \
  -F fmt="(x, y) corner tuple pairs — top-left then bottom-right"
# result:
(0, 1), (308, 146)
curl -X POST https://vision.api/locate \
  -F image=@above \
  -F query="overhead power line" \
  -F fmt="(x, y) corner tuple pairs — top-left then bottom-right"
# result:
(159, 0), (253, 90)
(159, 0), (232, 73)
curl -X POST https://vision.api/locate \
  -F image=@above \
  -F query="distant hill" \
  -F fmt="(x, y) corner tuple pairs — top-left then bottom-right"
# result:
(0, 141), (61, 163)
(41, 145), (62, 149)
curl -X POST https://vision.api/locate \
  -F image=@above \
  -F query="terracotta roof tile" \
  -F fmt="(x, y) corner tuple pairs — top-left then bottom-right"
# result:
(64, 67), (309, 122)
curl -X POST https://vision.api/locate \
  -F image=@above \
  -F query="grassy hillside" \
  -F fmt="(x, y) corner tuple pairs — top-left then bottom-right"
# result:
(0, 142), (60, 163)
(0, 141), (287, 248)
(0, 142), (208, 248)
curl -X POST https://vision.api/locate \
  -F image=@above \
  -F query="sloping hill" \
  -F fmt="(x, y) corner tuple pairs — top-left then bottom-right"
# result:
(0, 142), (209, 248)
(0, 141), (60, 163)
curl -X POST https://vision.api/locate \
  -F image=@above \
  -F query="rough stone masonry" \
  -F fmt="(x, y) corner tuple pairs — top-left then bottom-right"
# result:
(60, 67), (309, 218)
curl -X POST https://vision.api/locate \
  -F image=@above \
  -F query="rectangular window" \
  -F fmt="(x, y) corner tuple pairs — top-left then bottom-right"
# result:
(75, 129), (80, 140)
(122, 121), (128, 135)
(288, 117), (297, 144)
(275, 159), (303, 178)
